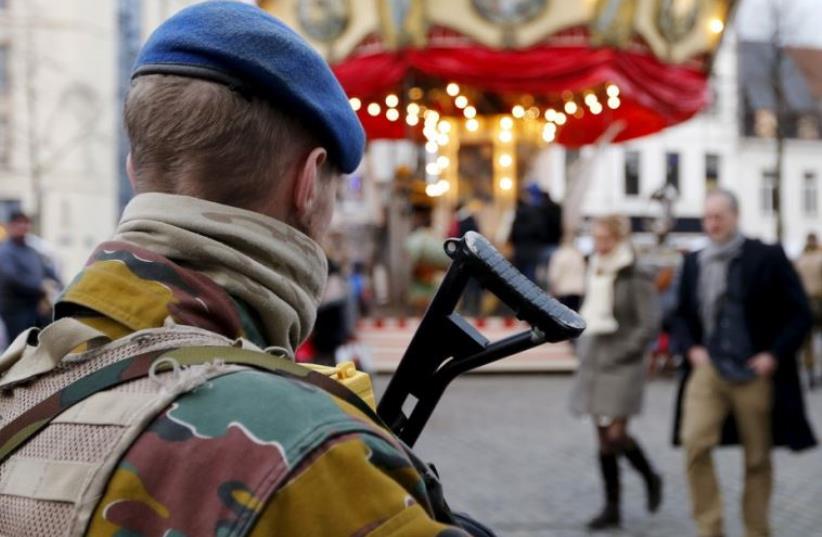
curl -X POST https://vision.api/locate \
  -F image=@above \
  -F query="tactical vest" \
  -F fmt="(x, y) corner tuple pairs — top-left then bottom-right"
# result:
(0, 321), (380, 537)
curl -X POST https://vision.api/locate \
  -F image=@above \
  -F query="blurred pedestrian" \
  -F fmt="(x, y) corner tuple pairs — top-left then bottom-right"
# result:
(449, 199), (483, 315)
(671, 189), (816, 537)
(796, 232), (822, 389)
(547, 237), (585, 312)
(406, 204), (450, 313)
(570, 214), (663, 531)
(0, 211), (61, 342)
(509, 182), (561, 284)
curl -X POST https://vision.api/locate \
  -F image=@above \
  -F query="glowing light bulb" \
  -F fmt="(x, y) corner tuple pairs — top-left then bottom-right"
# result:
(564, 101), (578, 115)
(386, 108), (400, 121)
(349, 97), (362, 111)
(512, 105), (526, 118)
(607, 84), (620, 98)
(584, 93), (598, 107)
(608, 96), (621, 109)
(708, 17), (724, 34)
(367, 103), (381, 116)
(466, 118), (479, 132)
(500, 177), (514, 191)
(409, 87), (424, 100)
(527, 106), (540, 119)
(455, 95), (469, 109)
(544, 108), (557, 122)
(425, 141), (438, 153)
(385, 94), (399, 108)
(407, 103), (420, 115)
(542, 125), (556, 143)
(438, 121), (452, 134)
(499, 154), (513, 167)
(590, 102), (603, 115)
(464, 106), (477, 119)
(446, 83), (460, 97)
(555, 112), (567, 125)
(424, 110), (440, 123)
(426, 162), (440, 175)
(437, 156), (450, 169)
(500, 116), (514, 130)
(499, 130), (513, 143)
(437, 133), (450, 146)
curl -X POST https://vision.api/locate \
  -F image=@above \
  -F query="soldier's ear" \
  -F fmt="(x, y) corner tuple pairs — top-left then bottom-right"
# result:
(292, 147), (327, 217)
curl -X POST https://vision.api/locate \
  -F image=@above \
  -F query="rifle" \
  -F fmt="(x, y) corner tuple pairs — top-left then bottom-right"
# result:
(378, 231), (586, 447)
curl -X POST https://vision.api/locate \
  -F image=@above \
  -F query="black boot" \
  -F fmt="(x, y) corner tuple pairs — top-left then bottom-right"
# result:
(623, 439), (663, 513)
(587, 452), (620, 530)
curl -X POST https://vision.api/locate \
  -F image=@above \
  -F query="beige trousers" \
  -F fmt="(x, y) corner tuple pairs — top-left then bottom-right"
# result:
(682, 363), (773, 537)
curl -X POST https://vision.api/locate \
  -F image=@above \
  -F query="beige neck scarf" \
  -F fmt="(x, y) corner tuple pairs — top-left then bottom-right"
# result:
(113, 193), (327, 353)
(580, 242), (634, 335)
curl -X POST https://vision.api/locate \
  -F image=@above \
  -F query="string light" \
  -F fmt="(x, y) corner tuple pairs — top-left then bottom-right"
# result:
(512, 105), (526, 118)
(584, 93), (598, 107)
(426, 179), (450, 197)
(437, 133), (450, 146)
(367, 103), (381, 116)
(543, 123), (556, 142)
(607, 84), (620, 98)
(424, 110), (440, 124)
(426, 162), (440, 175)
(544, 108), (557, 122)
(349, 97), (362, 111)
(406, 114), (420, 126)
(455, 95), (469, 109)
(590, 102), (603, 115)
(500, 116), (514, 130)
(437, 156), (450, 169)
(499, 154), (513, 167)
(608, 96), (621, 109)
(466, 118), (479, 132)
(555, 112), (567, 125)
(407, 103), (420, 115)
(386, 108), (400, 121)
(385, 94), (399, 108)
(499, 177), (514, 191)
(425, 141), (438, 153)
(708, 17), (724, 34)
(409, 87), (424, 100)
(438, 121), (452, 134)
(564, 101), (578, 115)
(499, 130), (513, 143)
(527, 106), (540, 119)
(446, 83), (460, 97)
(464, 106), (477, 119)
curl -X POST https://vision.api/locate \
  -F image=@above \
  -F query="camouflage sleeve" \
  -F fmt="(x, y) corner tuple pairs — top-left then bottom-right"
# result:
(249, 432), (469, 537)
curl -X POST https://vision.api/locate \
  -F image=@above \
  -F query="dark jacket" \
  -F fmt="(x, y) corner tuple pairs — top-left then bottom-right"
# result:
(671, 238), (816, 451)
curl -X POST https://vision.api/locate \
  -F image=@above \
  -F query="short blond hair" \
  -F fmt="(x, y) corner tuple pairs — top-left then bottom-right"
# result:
(125, 75), (325, 210)
(592, 214), (631, 241)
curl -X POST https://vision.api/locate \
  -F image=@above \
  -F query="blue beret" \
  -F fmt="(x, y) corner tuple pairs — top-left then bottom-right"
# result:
(132, 1), (365, 174)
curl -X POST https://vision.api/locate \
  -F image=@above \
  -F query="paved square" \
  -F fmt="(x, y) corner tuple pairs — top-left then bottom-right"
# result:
(375, 374), (822, 536)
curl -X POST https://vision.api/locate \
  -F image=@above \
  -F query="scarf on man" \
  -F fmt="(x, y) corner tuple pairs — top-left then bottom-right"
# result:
(56, 193), (327, 354)
(698, 232), (746, 338)
(579, 242), (634, 335)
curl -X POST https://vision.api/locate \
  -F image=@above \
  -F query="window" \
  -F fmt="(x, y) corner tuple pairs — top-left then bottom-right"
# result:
(803, 171), (818, 217)
(760, 170), (776, 215)
(705, 153), (720, 191)
(0, 45), (7, 93)
(665, 152), (680, 193)
(624, 150), (640, 196)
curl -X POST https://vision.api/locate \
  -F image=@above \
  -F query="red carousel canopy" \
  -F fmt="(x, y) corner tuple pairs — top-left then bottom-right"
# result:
(263, 0), (734, 146)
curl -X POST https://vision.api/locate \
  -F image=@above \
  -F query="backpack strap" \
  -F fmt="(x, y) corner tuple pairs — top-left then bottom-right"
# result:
(0, 345), (385, 465)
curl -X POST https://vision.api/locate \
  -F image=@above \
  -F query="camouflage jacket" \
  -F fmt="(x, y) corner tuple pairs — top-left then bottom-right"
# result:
(47, 241), (467, 537)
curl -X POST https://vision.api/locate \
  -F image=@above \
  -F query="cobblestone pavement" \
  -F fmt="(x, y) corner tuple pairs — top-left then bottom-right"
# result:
(374, 374), (822, 537)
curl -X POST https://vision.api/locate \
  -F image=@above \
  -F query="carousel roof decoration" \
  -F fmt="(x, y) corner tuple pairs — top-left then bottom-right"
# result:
(262, 0), (735, 197)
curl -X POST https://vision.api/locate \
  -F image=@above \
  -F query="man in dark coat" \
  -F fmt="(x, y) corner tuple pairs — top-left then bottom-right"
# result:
(671, 189), (815, 537)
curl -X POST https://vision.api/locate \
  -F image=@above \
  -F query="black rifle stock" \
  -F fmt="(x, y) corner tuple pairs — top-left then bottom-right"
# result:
(377, 231), (586, 446)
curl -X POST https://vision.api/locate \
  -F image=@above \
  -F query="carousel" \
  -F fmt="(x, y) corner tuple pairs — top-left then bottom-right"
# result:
(261, 0), (735, 305)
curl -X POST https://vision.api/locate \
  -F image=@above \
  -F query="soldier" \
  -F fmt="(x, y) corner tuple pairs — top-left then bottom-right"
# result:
(0, 2), (474, 535)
